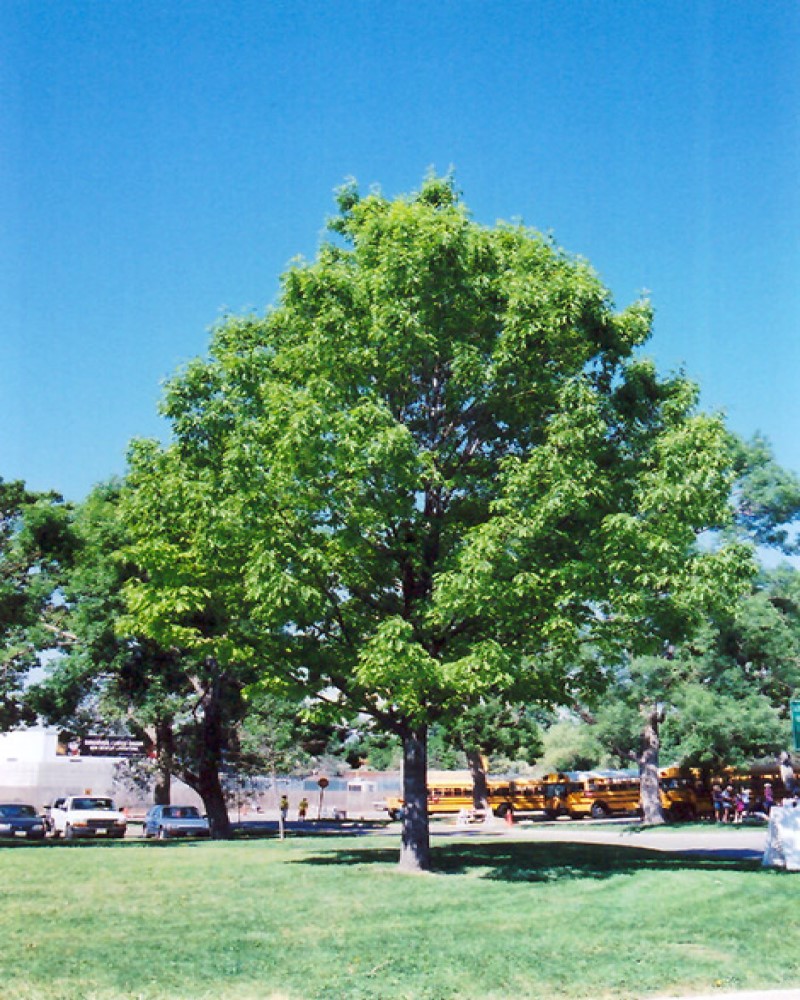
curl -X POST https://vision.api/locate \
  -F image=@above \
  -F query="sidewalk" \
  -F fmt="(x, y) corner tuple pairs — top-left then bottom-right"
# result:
(502, 816), (768, 860)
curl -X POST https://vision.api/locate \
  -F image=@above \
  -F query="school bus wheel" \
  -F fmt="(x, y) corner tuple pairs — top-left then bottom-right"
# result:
(667, 803), (695, 823)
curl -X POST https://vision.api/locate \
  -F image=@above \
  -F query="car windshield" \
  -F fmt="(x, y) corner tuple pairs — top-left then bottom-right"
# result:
(72, 798), (114, 811)
(0, 804), (36, 817)
(163, 807), (200, 819)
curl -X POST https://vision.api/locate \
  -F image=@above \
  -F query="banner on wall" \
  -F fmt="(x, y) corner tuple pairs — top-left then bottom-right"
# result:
(56, 732), (149, 758)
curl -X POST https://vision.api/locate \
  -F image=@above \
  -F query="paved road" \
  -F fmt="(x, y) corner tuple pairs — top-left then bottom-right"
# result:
(234, 815), (771, 862)
(397, 813), (770, 860)
(500, 817), (768, 860)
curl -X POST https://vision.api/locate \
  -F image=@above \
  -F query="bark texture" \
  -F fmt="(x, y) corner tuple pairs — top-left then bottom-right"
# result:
(153, 718), (174, 806)
(467, 749), (490, 813)
(398, 726), (431, 872)
(639, 703), (665, 826)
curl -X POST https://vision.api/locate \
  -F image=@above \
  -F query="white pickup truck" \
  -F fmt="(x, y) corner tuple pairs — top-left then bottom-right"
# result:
(47, 795), (127, 840)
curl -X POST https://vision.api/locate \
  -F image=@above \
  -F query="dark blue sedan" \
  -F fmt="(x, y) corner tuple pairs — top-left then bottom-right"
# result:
(0, 803), (46, 840)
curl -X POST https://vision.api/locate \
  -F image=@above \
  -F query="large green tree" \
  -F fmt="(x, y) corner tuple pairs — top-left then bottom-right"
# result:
(122, 175), (749, 869)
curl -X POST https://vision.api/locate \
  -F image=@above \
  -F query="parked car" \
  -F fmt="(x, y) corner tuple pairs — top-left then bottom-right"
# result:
(0, 803), (46, 840)
(48, 796), (127, 840)
(143, 805), (210, 840)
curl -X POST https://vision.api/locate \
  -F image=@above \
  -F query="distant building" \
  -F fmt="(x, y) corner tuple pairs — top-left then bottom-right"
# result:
(0, 727), (199, 810)
(0, 727), (401, 817)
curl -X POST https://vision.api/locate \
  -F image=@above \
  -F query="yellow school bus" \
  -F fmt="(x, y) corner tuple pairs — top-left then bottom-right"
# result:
(542, 767), (716, 821)
(385, 772), (548, 820)
(658, 766), (713, 820)
(487, 778), (547, 819)
(385, 766), (717, 822)
(385, 771), (476, 820)
(541, 771), (641, 820)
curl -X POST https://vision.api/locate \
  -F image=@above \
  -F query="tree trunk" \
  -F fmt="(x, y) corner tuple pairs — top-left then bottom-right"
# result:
(153, 717), (174, 806)
(398, 725), (431, 873)
(190, 672), (232, 839)
(198, 758), (231, 838)
(467, 749), (490, 813)
(638, 703), (665, 826)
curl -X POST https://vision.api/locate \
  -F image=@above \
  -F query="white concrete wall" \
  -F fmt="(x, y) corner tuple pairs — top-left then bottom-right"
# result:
(0, 727), (201, 811)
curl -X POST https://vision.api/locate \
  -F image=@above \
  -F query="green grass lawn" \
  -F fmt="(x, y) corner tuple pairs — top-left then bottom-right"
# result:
(2, 831), (798, 1000)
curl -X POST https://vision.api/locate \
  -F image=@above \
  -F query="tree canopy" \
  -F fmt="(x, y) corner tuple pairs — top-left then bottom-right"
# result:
(120, 174), (752, 869)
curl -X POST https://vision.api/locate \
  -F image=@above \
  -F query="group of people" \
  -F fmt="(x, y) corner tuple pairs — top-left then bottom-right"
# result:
(279, 795), (309, 823)
(711, 782), (773, 823)
(711, 751), (798, 824)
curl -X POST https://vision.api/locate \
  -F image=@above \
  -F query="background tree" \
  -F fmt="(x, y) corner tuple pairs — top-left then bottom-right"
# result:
(29, 480), (272, 838)
(563, 564), (800, 798)
(732, 434), (800, 552)
(29, 482), (183, 807)
(661, 568), (800, 768)
(444, 699), (543, 812)
(537, 715), (608, 774)
(118, 438), (282, 838)
(570, 436), (800, 817)
(0, 478), (72, 731)
(335, 724), (403, 772)
(122, 175), (749, 870)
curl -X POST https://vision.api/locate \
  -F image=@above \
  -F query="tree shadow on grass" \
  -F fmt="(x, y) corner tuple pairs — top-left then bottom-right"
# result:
(294, 839), (762, 882)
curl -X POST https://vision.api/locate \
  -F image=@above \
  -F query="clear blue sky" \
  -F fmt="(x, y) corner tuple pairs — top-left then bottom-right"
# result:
(3, 1), (799, 501)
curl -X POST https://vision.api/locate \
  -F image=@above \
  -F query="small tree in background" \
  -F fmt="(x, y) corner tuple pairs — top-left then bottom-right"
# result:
(444, 699), (543, 813)
(573, 436), (800, 819)
(29, 481), (268, 838)
(0, 478), (73, 732)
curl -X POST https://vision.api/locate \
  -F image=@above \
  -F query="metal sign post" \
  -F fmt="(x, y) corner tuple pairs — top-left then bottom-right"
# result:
(317, 776), (329, 820)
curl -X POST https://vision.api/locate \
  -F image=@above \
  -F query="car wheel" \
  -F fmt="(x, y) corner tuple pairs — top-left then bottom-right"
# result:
(64, 824), (75, 841)
(590, 802), (610, 819)
(157, 826), (169, 840)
